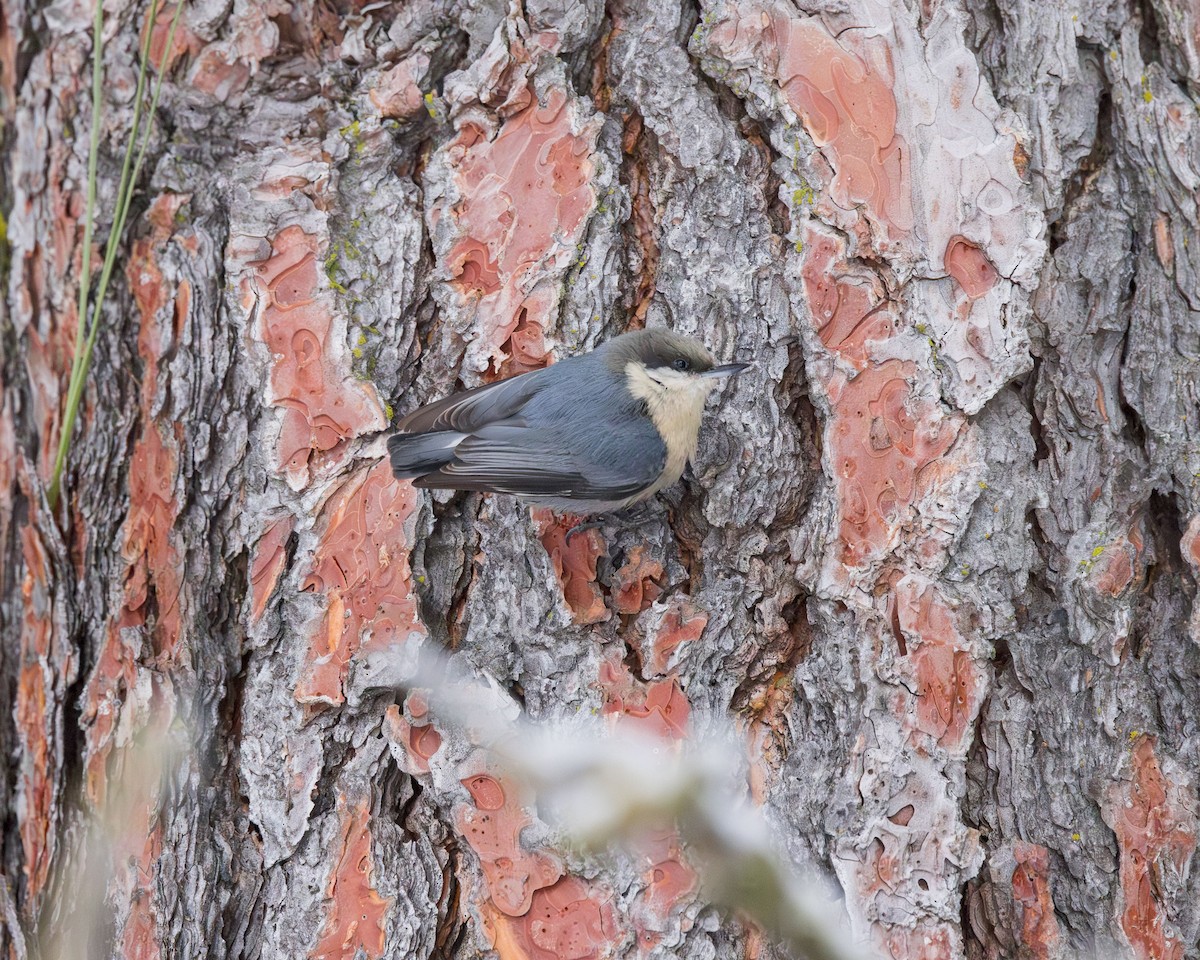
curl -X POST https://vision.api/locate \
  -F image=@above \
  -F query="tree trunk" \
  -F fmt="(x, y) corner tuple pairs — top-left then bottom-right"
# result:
(2, 0), (1198, 958)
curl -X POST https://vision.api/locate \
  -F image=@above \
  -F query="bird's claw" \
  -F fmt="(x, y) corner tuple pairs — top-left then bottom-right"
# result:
(565, 519), (605, 544)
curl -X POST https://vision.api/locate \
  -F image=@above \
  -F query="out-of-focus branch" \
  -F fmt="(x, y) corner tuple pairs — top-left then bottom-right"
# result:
(402, 661), (874, 960)
(32, 720), (190, 960)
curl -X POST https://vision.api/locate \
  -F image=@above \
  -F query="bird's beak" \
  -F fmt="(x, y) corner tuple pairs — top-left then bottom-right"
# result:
(701, 362), (751, 379)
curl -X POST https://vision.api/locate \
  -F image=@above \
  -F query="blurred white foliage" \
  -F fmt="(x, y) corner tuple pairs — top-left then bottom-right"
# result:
(406, 658), (875, 960)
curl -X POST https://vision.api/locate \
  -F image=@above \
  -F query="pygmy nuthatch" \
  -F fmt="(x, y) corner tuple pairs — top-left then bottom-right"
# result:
(388, 329), (749, 513)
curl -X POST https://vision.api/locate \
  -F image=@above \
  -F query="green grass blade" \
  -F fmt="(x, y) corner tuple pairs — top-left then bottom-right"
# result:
(87, 0), (164, 345)
(91, 0), (179, 317)
(93, 0), (160, 297)
(129, 2), (183, 208)
(47, 0), (106, 509)
(48, 0), (183, 512)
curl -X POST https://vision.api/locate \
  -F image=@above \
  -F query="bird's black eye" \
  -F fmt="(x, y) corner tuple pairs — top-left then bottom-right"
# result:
(671, 357), (690, 371)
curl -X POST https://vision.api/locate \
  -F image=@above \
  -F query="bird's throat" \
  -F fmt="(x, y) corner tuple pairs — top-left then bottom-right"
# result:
(625, 363), (715, 487)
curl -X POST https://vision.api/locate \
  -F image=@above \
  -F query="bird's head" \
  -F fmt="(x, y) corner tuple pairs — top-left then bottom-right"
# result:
(607, 328), (750, 396)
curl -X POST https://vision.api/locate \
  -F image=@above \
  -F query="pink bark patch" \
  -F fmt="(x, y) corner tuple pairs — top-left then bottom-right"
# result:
(452, 736), (623, 950)
(186, 3), (288, 99)
(371, 54), (429, 120)
(632, 827), (698, 948)
(0, 396), (13, 554)
(532, 509), (609, 624)
(488, 877), (620, 960)
(879, 923), (956, 960)
(596, 659), (697, 941)
(144, 2), (202, 75)
(842, 760), (982, 959)
(944, 237), (999, 300)
(1093, 545), (1136, 597)
(640, 857), (695, 923)
(438, 83), (600, 377)
(26, 313), (78, 482)
(296, 463), (426, 707)
(127, 203), (182, 337)
(456, 774), (563, 917)
(122, 421), (185, 661)
(640, 597), (708, 677)
(746, 669), (797, 805)
(1094, 528), (1147, 595)
(81, 609), (142, 809)
(81, 420), (183, 807)
(858, 828), (903, 896)
(16, 523), (56, 906)
(190, 42), (251, 101)
(0, 7), (14, 121)
(642, 856), (695, 924)
(17, 115), (91, 479)
(803, 228), (964, 571)
(1011, 842), (1061, 960)
(83, 196), (190, 808)
(611, 545), (664, 615)
(310, 796), (393, 960)
(247, 225), (385, 489)
(23, 335), (58, 475)
(383, 704), (443, 775)
(1153, 215), (1175, 272)
(496, 305), (552, 381)
(896, 578), (982, 751)
(249, 516), (295, 623)
(1186, 517), (1200, 646)
(1183, 516), (1200, 574)
(408, 724), (443, 764)
(828, 361), (958, 570)
(110, 781), (168, 960)
(708, 6), (913, 237)
(407, 690), (430, 719)
(1105, 737), (1197, 960)
(598, 659), (690, 741)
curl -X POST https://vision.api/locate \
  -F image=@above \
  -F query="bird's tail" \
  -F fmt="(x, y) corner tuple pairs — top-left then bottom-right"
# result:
(387, 431), (465, 478)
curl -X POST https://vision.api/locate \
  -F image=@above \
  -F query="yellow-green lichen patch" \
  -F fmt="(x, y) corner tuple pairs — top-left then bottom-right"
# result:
(1076, 534), (1112, 573)
(324, 250), (349, 294)
(791, 182), (815, 208)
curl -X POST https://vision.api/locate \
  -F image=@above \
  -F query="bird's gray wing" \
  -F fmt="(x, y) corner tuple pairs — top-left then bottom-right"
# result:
(396, 369), (548, 434)
(413, 421), (665, 502)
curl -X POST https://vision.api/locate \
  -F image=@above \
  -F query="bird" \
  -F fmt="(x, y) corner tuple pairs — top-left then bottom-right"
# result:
(387, 328), (749, 517)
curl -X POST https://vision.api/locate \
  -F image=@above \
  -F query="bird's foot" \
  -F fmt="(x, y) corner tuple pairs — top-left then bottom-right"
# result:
(565, 502), (663, 544)
(564, 518), (606, 543)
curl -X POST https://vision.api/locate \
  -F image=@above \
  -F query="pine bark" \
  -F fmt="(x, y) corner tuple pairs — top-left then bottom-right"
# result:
(1, 1), (1199, 959)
